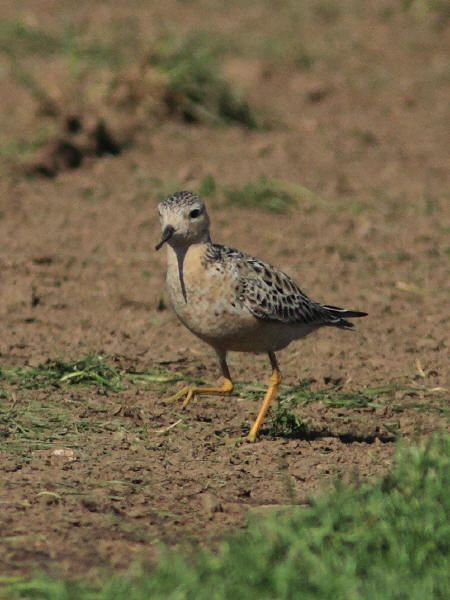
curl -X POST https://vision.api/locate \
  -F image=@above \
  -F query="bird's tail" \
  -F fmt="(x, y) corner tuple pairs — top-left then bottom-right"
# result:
(320, 304), (368, 330)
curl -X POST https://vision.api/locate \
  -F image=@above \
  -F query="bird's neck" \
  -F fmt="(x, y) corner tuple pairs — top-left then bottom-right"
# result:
(166, 237), (210, 267)
(167, 229), (212, 253)
(166, 238), (211, 304)
(198, 230), (212, 245)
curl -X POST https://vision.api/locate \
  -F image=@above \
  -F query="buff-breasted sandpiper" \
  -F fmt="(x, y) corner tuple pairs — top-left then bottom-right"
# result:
(156, 190), (367, 442)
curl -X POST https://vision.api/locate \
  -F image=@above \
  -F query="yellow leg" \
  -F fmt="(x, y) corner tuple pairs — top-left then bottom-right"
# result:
(166, 350), (233, 408)
(243, 351), (282, 442)
(166, 377), (234, 408)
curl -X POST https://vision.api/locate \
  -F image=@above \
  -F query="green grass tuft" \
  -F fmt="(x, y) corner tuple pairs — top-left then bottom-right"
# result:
(153, 33), (259, 129)
(224, 177), (327, 213)
(0, 20), (61, 58)
(195, 174), (327, 213)
(225, 176), (298, 213)
(268, 394), (310, 438)
(0, 355), (192, 395)
(0, 18), (135, 67)
(3, 434), (449, 599)
(0, 355), (125, 391)
(239, 378), (417, 411)
(198, 173), (217, 197)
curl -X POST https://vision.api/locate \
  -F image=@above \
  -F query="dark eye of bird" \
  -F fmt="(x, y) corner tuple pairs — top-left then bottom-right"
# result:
(189, 208), (201, 219)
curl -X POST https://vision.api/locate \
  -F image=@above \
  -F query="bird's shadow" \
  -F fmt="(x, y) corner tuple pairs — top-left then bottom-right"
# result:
(262, 426), (397, 444)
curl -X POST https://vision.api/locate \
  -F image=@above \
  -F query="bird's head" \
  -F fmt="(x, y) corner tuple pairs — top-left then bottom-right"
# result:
(156, 191), (210, 250)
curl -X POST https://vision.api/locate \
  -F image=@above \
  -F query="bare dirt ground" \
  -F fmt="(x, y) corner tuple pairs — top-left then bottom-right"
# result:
(0, 0), (449, 579)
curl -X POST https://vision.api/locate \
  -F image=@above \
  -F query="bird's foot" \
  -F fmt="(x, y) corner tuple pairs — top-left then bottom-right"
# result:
(165, 379), (234, 409)
(224, 432), (258, 446)
(165, 385), (199, 408)
(241, 432), (257, 443)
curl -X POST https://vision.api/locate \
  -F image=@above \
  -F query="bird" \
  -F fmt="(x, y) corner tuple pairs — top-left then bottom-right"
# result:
(156, 190), (367, 442)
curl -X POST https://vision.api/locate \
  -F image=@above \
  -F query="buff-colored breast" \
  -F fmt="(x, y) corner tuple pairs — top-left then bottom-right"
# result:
(166, 243), (255, 345)
(165, 243), (312, 353)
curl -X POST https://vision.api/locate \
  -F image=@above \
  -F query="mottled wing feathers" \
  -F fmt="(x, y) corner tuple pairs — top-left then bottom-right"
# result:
(237, 261), (326, 325)
(203, 244), (367, 327)
(204, 244), (335, 326)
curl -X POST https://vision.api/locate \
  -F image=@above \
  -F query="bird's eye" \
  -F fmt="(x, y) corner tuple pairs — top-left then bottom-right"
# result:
(189, 208), (201, 219)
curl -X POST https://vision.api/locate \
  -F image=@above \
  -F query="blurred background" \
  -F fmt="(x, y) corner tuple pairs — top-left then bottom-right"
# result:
(0, 0), (448, 384)
(0, 0), (449, 583)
